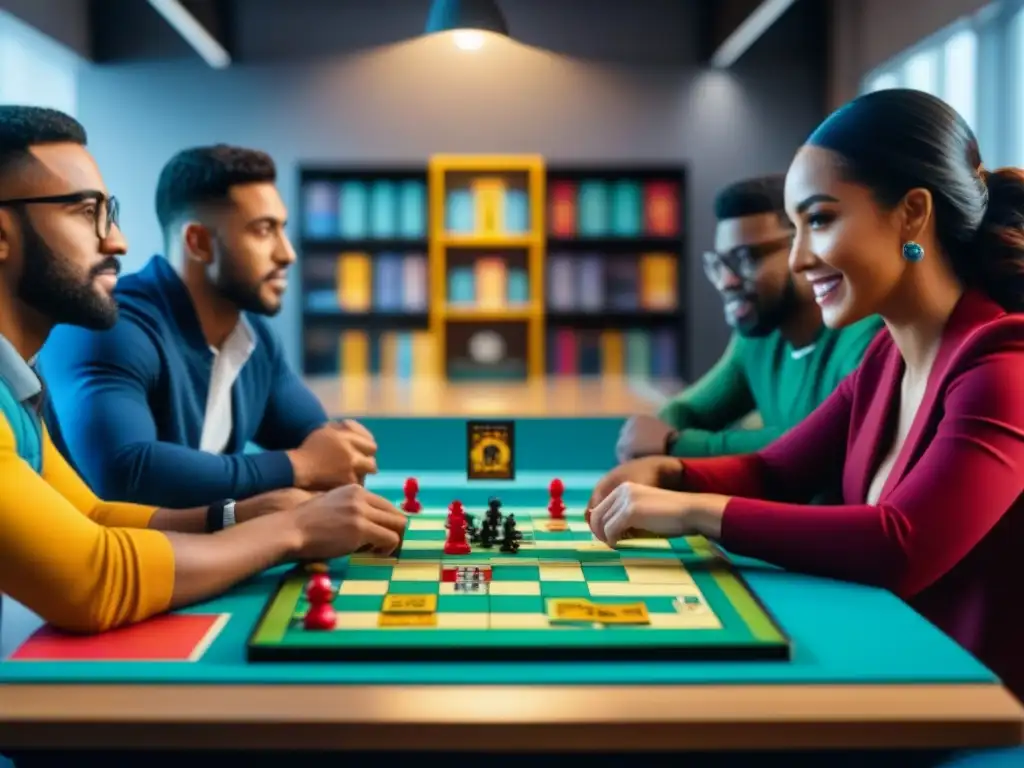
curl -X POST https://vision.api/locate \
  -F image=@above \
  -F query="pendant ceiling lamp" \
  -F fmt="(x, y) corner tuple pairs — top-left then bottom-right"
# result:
(425, 0), (509, 49)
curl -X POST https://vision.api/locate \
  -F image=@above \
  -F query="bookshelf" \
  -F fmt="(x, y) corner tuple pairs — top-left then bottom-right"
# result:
(297, 166), (434, 378)
(428, 154), (547, 381)
(544, 165), (687, 381)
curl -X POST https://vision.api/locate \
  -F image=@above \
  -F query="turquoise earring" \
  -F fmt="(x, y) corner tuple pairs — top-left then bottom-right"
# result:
(902, 241), (924, 262)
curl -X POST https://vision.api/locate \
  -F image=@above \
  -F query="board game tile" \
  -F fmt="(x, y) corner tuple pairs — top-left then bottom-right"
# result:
(488, 580), (541, 596)
(488, 612), (551, 629)
(349, 555), (397, 566)
(343, 564), (394, 581)
(390, 564), (440, 581)
(624, 564), (694, 584)
(649, 612), (722, 630)
(397, 539), (445, 551)
(538, 563), (584, 581)
(438, 582), (488, 596)
(338, 579), (390, 596)
(581, 563), (629, 581)
(588, 582), (688, 597)
(539, 581), (591, 599)
(489, 595), (544, 614)
(435, 612), (489, 629)
(407, 519), (446, 532)
(617, 538), (672, 550)
(333, 595), (385, 613)
(490, 564), (538, 581)
(335, 612), (378, 629)
(387, 581), (441, 595)
(437, 594), (489, 613)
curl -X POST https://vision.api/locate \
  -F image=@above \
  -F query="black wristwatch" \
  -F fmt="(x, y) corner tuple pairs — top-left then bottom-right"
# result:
(205, 499), (237, 533)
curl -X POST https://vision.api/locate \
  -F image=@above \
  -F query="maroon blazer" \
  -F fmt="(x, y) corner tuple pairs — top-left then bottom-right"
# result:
(683, 289), (1024, 699)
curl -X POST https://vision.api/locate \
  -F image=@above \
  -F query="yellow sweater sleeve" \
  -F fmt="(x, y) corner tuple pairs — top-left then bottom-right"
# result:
(40, 424), (159, 529)
(0, 416), (175, 633)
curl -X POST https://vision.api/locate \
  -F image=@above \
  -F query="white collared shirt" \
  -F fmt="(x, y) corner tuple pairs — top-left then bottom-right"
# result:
(199, 318), (256, 454)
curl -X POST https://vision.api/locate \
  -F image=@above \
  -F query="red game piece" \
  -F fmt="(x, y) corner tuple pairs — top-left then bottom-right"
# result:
(306, 574), (335, 604)
(402, 476), (421, 513)
(303, 601), (337, 630)
(548, 478), (566, 518)
(444, 500), (471, 555)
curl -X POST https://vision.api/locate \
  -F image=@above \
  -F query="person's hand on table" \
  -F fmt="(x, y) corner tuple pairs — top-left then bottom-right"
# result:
(234, 487), (315, 522)
(291, 483), (408, 560)
(586, 481), (730, 547)
(286, 419), (379, 491)
(588, 455), (686, 510)
(615, 415), (679, 462)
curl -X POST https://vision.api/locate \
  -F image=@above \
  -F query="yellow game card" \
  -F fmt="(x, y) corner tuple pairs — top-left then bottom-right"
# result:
(382, 594), (437, 613)
(594, 602), (650, 624)
(378, 613), (437, 627)
(547, 598), (597, 622)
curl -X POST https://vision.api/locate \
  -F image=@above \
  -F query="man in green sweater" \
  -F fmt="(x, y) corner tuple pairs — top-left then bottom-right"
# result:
(617, 174), (882, 461)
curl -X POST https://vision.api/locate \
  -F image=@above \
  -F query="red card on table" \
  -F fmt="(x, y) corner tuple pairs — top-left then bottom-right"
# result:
(8, 613), (228, 662)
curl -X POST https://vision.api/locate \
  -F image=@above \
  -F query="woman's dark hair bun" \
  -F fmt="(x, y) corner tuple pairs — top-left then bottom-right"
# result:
(971, 168), (1024, 311)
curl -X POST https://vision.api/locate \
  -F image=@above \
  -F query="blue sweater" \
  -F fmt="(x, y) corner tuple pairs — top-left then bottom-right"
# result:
(38, 256), (328, 507)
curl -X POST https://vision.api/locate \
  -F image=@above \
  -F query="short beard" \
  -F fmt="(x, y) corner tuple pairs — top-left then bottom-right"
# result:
(737, 276), (800, 338)
(16, 213), (119, 329)
(211, 236), (280, 317)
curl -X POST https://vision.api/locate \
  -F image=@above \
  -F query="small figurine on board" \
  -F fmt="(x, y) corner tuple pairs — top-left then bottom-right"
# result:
(444, 500), (471, 555)
(402, 477), (421, 513)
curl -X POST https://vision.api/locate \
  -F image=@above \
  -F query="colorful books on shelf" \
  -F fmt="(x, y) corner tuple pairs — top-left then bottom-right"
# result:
(548, 178), (680, 237)
(547, 327), (677, 378)
(304, 251), (427, 313)
(547, 252), (677, 311)
(302, 179), (427, 239)
(445, 177), (530, 235)
(304, 329), (436, 379)
(446, 257), (530, 308)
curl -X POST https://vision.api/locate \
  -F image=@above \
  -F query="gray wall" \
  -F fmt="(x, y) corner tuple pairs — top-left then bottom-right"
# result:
(73, 0), (826, 378)
(828, 0), (991, 107)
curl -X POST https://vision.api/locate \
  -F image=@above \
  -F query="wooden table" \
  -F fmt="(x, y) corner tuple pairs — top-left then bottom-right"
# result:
(0, 682), (1021, 751)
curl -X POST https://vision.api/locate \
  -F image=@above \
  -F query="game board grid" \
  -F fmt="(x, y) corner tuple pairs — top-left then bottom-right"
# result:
(290, 556), (722, 632)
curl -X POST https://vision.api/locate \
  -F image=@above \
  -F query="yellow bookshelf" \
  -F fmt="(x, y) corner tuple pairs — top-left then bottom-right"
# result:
(428, 154), (546, 380)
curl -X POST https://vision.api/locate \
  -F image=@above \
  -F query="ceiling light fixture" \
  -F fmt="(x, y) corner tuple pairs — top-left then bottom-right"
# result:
(146, 0), (230, 69)
(425, 0), (509, 50)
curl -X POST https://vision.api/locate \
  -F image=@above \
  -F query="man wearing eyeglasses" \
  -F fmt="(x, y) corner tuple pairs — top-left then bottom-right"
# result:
(38, 143), (380, 510)
(617, 175), (881, 461)
(0, 106), (407, 644)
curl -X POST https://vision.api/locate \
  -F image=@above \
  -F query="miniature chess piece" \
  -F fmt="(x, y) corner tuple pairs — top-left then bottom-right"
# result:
(303, 574), (337, 630)
(444, 500), (472, 555)
(402, 476), (421, 513)
(548, 478), (566, 519)
(466, 511), (480, 543)
(500, 514), (521, 553)
(479, 518), (497, 548)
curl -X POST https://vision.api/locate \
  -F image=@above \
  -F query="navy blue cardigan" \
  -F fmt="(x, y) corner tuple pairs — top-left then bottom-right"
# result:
(39, 256), (328, 507)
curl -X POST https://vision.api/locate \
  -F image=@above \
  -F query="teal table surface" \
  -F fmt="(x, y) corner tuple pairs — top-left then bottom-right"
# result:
(0, 466), (995, 686)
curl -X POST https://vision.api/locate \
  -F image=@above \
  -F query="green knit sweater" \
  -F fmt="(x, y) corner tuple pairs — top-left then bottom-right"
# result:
(658, 315), (883, 457)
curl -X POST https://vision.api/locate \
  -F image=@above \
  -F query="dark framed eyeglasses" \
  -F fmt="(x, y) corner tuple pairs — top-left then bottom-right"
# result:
(0, 191), (120, 240)
(702, 235), (793, 281)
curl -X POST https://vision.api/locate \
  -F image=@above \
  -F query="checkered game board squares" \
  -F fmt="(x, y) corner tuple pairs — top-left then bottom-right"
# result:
(323, 557), (721, 632)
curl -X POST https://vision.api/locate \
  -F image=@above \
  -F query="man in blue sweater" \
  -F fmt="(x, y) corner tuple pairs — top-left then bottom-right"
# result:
(39, 144), (378, 508)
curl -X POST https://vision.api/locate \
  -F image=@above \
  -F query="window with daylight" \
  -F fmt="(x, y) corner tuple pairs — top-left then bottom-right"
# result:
(0, 11), (79, 116)
(860, 1), (1024, 167)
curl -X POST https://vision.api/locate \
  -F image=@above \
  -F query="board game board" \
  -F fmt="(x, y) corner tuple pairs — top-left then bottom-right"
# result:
(247, 503), (790, 662)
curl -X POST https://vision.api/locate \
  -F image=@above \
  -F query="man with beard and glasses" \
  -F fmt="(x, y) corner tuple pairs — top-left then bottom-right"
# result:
(0, 106), (407, 646)
(39, 144), (380, 510)
(617, 175), (882, 462)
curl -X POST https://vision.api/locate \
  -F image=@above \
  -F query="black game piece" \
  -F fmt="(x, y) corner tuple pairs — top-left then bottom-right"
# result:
(479, 518), (497, 548)
(486, 497), (503, 526)
(500, 513), (521, 554)
(466, 512), (480, 543)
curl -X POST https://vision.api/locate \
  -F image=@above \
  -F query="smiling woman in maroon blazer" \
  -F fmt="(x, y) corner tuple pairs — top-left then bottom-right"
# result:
(588, 88), (1024, 700)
